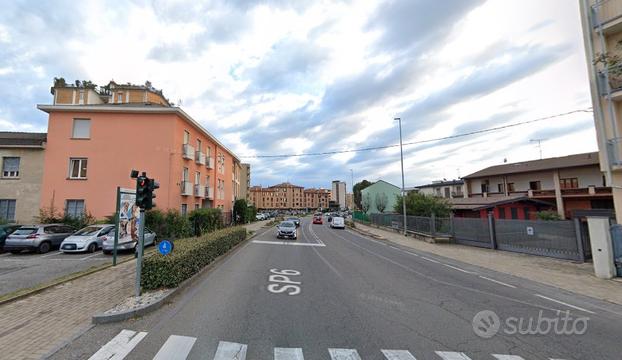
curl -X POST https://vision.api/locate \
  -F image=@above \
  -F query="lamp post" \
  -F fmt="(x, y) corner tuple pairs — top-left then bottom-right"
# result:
(350, 169), (354, 209)
(395, 117), (407, 236)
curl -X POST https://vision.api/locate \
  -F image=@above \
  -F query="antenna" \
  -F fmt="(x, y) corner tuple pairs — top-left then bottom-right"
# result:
(529, 139), (546, 160)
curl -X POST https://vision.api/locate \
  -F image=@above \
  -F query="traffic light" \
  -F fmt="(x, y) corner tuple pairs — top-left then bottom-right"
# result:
(135, 175), (149, 209)
(144, 178), (160, 210)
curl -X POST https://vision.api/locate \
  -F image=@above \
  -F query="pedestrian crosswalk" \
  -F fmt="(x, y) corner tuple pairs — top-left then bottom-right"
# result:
(88, 329), (566, 360)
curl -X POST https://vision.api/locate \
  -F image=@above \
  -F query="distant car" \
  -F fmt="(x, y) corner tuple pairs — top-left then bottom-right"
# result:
(331, 216), (345, 229)
(276, 221), (297, 239)
(313, 215), (323, 224)
(286, 217), (300, 227)
(60, 224), (115, 253)
(0, 224), (21, 253)
(4, 224), (75, 254)
(102, 227), (157, 254)
(256, 213), (266, 221)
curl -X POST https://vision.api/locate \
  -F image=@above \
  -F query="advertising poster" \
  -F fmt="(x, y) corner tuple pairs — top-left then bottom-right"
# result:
(118, 188), (139, 244)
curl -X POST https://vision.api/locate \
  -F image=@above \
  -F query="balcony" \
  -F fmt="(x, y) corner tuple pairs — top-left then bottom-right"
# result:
(195, 151), (206, 165)
(597, 64), (622, 101)
(194, 184), (205, 198)
(607, 137), (622, 168)
(205, 186), (214, 199)
(181, 181), (193, 196)
(182, 144), (195, 160)
(205, 157), (214, 169)
(592, 0), (622, 34)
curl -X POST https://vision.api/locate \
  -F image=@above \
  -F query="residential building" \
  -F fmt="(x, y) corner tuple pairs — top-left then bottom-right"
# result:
(345, 193), (354, 210)
(449, 196), (553, 220)
(0, 132), (46, 223)
(360, 180), (401, 214)
(38, 79), (239, 219)
(249, 183), (331, 210)
(51, 78), (170, 106)
(240, 163), (250, 201)
(304, 188), (331, 210)
(331, 180), (346, 210)
(416, 179), (464, 198)
(580, 1), (622, 224)
(462, 152), (612, 219)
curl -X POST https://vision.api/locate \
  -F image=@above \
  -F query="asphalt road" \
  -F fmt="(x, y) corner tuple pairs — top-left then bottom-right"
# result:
(50, 217), (622, 360)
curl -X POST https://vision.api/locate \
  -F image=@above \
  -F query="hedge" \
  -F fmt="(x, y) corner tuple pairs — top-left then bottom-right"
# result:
(141, 226), (247, 290)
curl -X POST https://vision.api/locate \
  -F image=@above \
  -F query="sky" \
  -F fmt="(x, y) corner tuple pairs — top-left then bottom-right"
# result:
(0, 0), (598, 190)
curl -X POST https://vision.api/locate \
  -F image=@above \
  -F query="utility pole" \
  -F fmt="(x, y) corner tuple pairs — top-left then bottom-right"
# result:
(350, 169), (353, 209)
(395, 117), (407, 236)
(530, 139), (546, 160)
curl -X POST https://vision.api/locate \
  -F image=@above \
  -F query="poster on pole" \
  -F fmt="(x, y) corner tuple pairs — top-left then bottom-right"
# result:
(118, 188), (139, 244)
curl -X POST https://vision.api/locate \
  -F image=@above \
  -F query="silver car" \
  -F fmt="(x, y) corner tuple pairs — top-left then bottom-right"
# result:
(60, 224), (115, 253)
(102, 227), (157, 254)
(4, 224), (76, 254)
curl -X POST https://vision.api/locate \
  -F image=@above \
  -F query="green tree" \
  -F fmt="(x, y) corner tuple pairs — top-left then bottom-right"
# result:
(246, 205), (257, 222)
(375, 192), (388, 213)
(393, 192), (451, 217)
(536, 210), (562, 221)
(233, 199), (248, 224)
(189, 208), (223, 236)
(361, 193), (372, 214)
(353, 180), (373, 209)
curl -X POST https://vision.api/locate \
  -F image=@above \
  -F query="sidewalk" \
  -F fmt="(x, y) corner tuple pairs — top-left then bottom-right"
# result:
(352, 222), (622, 306)
(0, 222), (266, 360)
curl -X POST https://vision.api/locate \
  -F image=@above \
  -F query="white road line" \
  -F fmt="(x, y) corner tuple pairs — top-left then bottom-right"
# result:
(40, 251), (62, 258)
(80, 252), (105, 261)
(213, 341), (247, 360)
(420, 256), (440, 264)
(328, 348), (362, 360)
(435, 351), (473, 360)
(0, 252), (11, 257)
(153, 335), (196, 360)
(478, 276), (517, 289)
(492, 355), (525, 360)
(381, 349), (417, 359)
(534, 294), (596, 314)
(87, 329), (147, 360)
(274, 347), (304, 360)
(442, 263), (476, 274)
(251, 240), (325, 247)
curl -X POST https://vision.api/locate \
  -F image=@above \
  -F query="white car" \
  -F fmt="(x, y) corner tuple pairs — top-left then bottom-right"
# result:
(60, 224), (115, 253)
(256, 213), (266, 220)
(331, 216), (346, 229)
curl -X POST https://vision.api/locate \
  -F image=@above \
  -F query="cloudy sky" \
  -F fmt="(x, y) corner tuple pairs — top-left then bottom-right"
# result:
(0, 0), (597, 189)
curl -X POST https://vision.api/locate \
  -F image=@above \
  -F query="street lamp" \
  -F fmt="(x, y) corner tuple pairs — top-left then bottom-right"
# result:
(395, 117), (407, 236)
(350, 169), (354, 209)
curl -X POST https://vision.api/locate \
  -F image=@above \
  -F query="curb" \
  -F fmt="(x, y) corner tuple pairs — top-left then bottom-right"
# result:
(92, 231), (257, 324)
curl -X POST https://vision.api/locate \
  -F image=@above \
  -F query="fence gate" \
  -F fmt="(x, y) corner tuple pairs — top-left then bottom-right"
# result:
(452, 217), (492, 248)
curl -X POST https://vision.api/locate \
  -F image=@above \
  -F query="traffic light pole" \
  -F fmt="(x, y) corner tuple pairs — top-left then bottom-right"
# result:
(135, 209), (145, 297)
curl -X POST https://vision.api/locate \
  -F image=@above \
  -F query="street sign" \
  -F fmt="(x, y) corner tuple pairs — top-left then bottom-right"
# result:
(526, 226), (534, 236)
(158, 240), (173, 256)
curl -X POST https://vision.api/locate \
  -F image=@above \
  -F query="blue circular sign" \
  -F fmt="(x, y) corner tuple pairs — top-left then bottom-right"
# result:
(158, 240), (173, 255)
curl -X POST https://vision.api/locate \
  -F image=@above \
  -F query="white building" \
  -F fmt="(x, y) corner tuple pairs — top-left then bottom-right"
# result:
(331, 180), (346, 209)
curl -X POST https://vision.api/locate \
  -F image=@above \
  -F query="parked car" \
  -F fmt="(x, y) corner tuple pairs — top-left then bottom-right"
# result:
(0, 224), (21, 253)
(331, 216), (346, 229)
(286, 217), (301, 227)
(102, 227), (157, 254)
(60, 224), (115, 253)
(256, 213), (266, 221)
(4, 224), (75, 254)
(313, 215), (323, 224)
(276, 221), (297, 239)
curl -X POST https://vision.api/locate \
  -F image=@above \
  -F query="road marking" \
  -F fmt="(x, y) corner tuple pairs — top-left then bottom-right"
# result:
(435, 351), (473, 360)
(213, 341), (247, 360)
(478, 276), (516, 289)
(80, 252), (105, 260)
(0, 252), (11, 257)
(153, 335), (196, 360)
(275, 347), (304, 360)
(88, 329), (147, 360)
(252, 240), (325, 247)
(420, 256), (440, 264)
(268, 268), (301, 295)
(493, 355), (525, 360)
(328, 348), (362, 360)
(40, 251), (62, 258)
(381, 349), (417, 359)
(307, 223), (326, 245)
(534, 294), (595, 314)
(442, 263), (476, 274)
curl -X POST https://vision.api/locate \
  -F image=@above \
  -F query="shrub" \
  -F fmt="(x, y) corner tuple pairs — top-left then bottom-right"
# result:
(37, 205), (96, 230)
(145, 209), (192, 239)
(233, 199), (248, 224)
(189, 208), (223, 236)
(141, 226), (247, 289)
(536, 210), (562, 221)
(394, 192), (451, 217)
(246, 205), (257, 223)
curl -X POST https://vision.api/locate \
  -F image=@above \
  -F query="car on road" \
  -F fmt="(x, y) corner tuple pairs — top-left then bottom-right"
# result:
(256, 213), (266, 221)
(4, 224), (75, 254)
(331, 216), (345, 229)
(286, 217), (300, 227)
(313, 215), (323, 224)
(60, 224), (115, 253)
(102, 227), (157, 254)
(0, 224), (21, 253)
(276, 221), (297, 239)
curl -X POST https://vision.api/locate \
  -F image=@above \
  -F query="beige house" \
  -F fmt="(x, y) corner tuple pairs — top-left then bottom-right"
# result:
(415, 180), (464, 199)
(240, 163), (250, 201)
(0, 132), (47, 223)
(580, 0), (622, 223)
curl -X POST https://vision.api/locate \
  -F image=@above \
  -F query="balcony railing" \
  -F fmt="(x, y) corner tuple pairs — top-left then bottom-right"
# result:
(181, 181), (193, 196)
(194, 184), (205, 198)
(206, 157), (214, 169)
(195, 151), (206, 165)
(592, 0), (622, 30)
(205, 186), (214, 199)
(607, 137), (622, 167)
(182, 144), (194, 160)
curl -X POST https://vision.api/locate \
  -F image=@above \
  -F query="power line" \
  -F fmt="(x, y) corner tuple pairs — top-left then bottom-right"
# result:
(240, 108), (592, 159)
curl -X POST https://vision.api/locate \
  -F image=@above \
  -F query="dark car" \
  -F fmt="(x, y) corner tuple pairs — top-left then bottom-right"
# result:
(286, 217), (300, 227)
(0, 224), (22, 253)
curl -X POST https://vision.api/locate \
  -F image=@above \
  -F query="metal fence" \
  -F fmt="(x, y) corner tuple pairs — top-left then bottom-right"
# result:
(453, 217), (492, 248)
(368, 213), (451, 237)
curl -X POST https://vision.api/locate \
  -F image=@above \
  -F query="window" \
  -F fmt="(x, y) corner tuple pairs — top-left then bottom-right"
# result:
(218, 152), (225, 174)
(197, 139), (202, 153)
(195, 204), (200, 210)
(72, 119), (91, 139)
(497, 183), (505, 193)
(455, 185), (462, 194)
(69, 158), (88, 179)
(182, 167), (189, 182)
(498, 207), (506, 219)
(184, 131), (190, 144)
(65, 200), (85, 218)
(2, 157), (20, 178)
(435, 188), (442, 196)
(507, 183), (515, 192)
(0, 199), (16, 221)
(560, 178), (579, 189)
(523, 207), (530, 220)
(529, 181), (541, 190)
(181, 204), (187, 215)
(510, 207), (518, 219)
(481, 183), (489, 193)
(117, 92), (123, 103)
(444, 187), (450, 198)
(79, 90), (85, 104)
(195, 171), (201, 185)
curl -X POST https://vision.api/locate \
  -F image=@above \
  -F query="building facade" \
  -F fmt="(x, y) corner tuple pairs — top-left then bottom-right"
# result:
(249, 183), (330, 210)
(580, 1), (622, 223)
(415, 180), (464, 198)
(240, 163), (250, 201)
(0, 132), (47, 223)
(331, 180), (346, 210)
(360, 180), (401, 214)
(38, 80), (240, 219)
(462, 152), (612, 219)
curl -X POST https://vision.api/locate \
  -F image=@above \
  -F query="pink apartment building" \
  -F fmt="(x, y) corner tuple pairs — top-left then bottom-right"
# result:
(37, 80), (241, 219)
